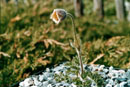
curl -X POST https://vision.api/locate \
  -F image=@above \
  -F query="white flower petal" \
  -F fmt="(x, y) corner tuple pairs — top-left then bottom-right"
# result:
(50, 9), (67, 24)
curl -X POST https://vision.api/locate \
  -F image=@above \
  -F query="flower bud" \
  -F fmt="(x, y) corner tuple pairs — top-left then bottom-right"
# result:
(50, 9), (67, 24)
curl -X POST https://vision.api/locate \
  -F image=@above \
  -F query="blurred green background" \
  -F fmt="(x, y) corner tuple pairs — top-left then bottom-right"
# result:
(0, 0), (130, 86)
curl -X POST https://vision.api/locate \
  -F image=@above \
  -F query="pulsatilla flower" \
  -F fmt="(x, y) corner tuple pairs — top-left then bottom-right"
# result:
(50, 8), (84, 75)
(50, 9), (67, 24)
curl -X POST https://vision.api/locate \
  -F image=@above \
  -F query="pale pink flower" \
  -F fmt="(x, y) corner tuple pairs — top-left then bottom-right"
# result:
(50, 9), (67, 24)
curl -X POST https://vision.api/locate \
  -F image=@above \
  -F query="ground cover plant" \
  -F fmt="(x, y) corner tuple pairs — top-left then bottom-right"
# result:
(0, 0), (130, 87)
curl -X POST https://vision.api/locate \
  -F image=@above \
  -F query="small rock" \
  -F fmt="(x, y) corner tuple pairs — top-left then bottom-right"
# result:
(91, 82), (97, 87)
(31, 86), (37, 87)
(103, 69), (109, 73)
(108, 73), (114, 78)
(85, 66), (91, 71)
(69, 74), (77, 79)
(63, 83), (70, 86)
(42, 81), (49, 87)
(47, 77), (55, 83)
(55, 71), (61, 75)
(98, 72), (107, 78)
(106, 84), (112, 87)
(98, 65), (105, 71)
(108, 79), (115, 85)
(47, 84), (53, 87)
(39, 75), (44, 81)
(126, 70), (130, 80)
(62, 70), (67, 75)
(46, 68), (50, 72)
(118, 70), (125, 74)
(33, 77), (41, 86)
(109, 66), (114, 71)
(92, 66), (99, 71)
(127, 80), (130, 84)
(53, 65), (64, 72)
(114, 84), (120, 87)
(19, 82), (24, 87)
(117, 78), (127, 82)
(24, 78), (34, 87)
(55, 83), (62, 86)
(120, 82), (127, 87)
(71, 83), (77, 87)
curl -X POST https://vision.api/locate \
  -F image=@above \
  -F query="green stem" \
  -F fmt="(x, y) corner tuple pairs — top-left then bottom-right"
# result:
(67, 13), (84, 74)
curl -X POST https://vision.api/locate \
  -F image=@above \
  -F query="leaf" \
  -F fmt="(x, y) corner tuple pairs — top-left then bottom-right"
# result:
(37, 39), (70, 50)
(24, 31), (31, 37)
(90, 54), (104, 65)
(23, 53), (28, 63)
(0, 52), (10, 58)
(47, 39), (70, 50)
(38, 8), (49, 16)
(45, 52), (53, 57)
(23, 73), (30, 78)
(43, 39), (49, 48)
(37, 58), (50, 66)
(85, 42), (91, 50)
(123, 62), (130, 68)
(47, 39), (69, 47)
(105, 36), (124, 46)
(16, 52), (20, 58)
(10, 16), (21, 23)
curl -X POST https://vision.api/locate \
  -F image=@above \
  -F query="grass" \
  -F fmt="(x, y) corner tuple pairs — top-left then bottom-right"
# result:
(0, 0), (130, 86)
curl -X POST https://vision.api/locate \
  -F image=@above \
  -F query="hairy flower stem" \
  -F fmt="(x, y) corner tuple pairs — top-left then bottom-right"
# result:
(67, 13), (84, 75)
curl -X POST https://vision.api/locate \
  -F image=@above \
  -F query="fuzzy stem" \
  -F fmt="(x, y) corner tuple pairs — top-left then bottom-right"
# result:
(67, 13), (84, 74)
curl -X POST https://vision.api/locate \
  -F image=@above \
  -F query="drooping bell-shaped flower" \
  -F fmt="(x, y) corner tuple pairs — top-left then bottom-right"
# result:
(50, 8), (84, 75)
(50, 9), (67, 24)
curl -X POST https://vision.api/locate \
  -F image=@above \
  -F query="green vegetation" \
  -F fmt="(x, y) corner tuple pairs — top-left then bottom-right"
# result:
(0, 0), (130, 87)
(55, 58), (104, 87)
